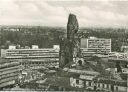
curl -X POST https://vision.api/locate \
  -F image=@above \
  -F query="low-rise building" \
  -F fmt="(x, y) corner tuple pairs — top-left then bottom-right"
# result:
(96, 78), (127, 92)
(69, 69), (99, 90)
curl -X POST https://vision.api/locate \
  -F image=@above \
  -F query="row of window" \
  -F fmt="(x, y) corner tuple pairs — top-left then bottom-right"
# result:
(0, 80), (15, 88)
(0, 76), (17, 84)
(21, 61), (58, 64)
(7, 51), (59, 54)
(75, 79), (92, 86)
(0, 72), (18, 80)
(0, 65), (19, 72)
(0, 62), (19, 69)
(0, 69), (19, 76)
(6, 49), (58, 53)
(88, 39), (111, 42)
(82, 50), (111, 53)
(97, 83), (119, 91)
(74, 79), (123, 91)
(88, 45), (111, 48)
(6, 55), (59, 57)
(6, 54), (59, 56)
(88, 42), (111, 45)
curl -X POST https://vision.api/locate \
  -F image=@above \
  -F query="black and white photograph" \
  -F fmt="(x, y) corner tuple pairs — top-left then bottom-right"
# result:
(0, 0), (128, 91)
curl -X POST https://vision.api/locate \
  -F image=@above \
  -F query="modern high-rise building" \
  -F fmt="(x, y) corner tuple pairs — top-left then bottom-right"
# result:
(81, 37), (111, 54)
(1, 45), (59, 69)
(0, 58), (20, 89)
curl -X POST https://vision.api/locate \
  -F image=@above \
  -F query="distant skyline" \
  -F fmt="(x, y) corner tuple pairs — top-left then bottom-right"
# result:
(0, 0), (128, 28)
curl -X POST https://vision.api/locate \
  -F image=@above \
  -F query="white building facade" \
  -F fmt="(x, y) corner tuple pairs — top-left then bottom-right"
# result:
(81, 37), (111, 54)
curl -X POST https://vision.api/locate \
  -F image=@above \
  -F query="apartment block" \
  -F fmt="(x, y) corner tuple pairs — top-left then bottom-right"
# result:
(81, 37), (111, 54)
(0, 59), (20, 89)
(1, 45), (59, 68)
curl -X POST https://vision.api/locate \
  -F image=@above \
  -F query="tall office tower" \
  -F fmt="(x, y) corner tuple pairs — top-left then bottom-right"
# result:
(59, 14), (79, 68)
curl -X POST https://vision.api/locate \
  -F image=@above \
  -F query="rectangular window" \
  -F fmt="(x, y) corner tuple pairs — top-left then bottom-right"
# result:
(107, 84), (109, 89)
(89, 82), (91, 86)
(98, 83), (100, 87)
(76, 79), (79, 84)
(103, 84), (104, 88)
(116, 86), (118, 91)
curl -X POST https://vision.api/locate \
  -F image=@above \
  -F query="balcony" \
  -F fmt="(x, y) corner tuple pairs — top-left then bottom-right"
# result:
(0, 65), (19, 72)
(0, 62), (19, 69)
(0, 76), (17, 84)
(0, 69), (19, 76)
(0, 80), (15, 88)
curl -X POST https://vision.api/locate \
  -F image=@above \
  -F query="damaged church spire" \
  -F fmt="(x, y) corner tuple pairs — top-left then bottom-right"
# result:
(59, 14), (79, 68)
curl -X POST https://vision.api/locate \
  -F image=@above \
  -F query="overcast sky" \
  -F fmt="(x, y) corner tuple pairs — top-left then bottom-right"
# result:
(0, 0), (128, 28)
